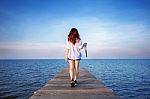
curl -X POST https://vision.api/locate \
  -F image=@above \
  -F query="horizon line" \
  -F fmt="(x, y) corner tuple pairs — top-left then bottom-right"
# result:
(0, 58), (149, 60)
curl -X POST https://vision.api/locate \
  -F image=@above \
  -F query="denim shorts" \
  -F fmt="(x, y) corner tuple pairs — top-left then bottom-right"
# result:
(68, 58), (81, 61)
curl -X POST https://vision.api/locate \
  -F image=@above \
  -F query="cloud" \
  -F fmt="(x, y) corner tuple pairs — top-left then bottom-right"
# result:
(52, 16), (150, 47)
(52, 17), (150, 58)
(0, 16), (149, 59)
(89, 47), (150, 59)
(0, 42), (65, 59)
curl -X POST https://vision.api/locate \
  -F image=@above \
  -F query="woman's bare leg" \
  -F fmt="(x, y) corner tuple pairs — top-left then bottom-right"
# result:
(74, 60), (79, 81)
(69, 60), (75, 80)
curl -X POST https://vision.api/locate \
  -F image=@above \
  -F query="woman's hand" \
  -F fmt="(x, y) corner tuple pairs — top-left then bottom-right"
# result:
(65, 56), (68, 62)
(65, 48), (69, 62)
(81, 42), (87, 49)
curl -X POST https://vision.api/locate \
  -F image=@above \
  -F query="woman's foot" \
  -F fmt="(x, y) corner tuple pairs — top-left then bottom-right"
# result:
(70, 79), (75, 87)
(74, 80), (77, 86)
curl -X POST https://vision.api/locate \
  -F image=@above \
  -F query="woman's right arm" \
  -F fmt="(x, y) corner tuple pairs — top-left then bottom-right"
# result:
(65, 41), (70, 62)
(65, 48), (69, 62)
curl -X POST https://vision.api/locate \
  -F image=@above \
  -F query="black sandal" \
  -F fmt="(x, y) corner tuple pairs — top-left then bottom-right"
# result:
(70, 79), (75, 87)
(74, 80), (77, 86)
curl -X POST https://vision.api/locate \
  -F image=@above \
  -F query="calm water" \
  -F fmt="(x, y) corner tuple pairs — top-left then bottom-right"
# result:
(0, 59), (150, 99)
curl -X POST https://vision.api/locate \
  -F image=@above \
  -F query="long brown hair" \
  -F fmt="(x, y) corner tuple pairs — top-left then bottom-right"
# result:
(68, 28), (80, 45)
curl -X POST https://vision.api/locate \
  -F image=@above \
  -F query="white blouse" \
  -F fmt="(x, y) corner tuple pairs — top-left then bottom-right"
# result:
(66, 40), (82, 60)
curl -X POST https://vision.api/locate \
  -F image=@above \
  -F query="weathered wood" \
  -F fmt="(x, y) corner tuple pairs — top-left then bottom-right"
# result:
(29, 68), (119, 99)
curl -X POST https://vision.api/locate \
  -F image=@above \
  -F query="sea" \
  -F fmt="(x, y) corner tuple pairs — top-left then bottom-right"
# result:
(0, 59), (150, 99)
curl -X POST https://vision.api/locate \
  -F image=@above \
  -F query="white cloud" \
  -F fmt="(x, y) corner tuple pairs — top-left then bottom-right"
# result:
(0, 42), (65, 59)
(51, 17), (150, 58)
(51, 17), (150, 49)
(0, 16), (150, 59)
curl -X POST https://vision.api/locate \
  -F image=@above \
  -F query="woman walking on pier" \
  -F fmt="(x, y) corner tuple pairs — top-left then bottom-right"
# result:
(65, 28), (82, 87)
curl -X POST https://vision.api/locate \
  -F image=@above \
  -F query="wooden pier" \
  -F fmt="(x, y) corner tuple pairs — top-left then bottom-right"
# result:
(29, 68), (119, 99)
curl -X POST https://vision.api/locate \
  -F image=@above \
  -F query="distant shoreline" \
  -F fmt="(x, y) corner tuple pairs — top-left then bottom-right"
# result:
(0, 58), (149, 60)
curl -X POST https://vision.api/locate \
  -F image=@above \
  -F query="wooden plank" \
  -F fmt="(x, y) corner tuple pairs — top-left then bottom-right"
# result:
(29, 68), (119, 99)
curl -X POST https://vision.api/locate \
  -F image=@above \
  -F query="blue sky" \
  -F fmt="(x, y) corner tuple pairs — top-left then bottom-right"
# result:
(0, 0), (150, 59)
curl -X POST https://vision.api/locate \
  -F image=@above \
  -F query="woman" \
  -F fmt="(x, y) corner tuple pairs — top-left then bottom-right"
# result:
(65, 28), (82, 87)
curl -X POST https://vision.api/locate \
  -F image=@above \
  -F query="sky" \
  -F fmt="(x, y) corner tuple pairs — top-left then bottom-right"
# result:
(0, 0), (150, 59)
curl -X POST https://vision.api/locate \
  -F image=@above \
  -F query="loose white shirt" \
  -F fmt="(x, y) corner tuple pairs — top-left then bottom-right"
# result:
(66, 40), (82, 60)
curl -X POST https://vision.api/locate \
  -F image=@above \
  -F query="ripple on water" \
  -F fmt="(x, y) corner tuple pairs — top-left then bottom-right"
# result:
(0, 59), (150, 99)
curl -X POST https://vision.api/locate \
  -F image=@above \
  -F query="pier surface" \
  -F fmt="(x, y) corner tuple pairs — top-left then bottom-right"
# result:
(29, 68), (119, 99)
